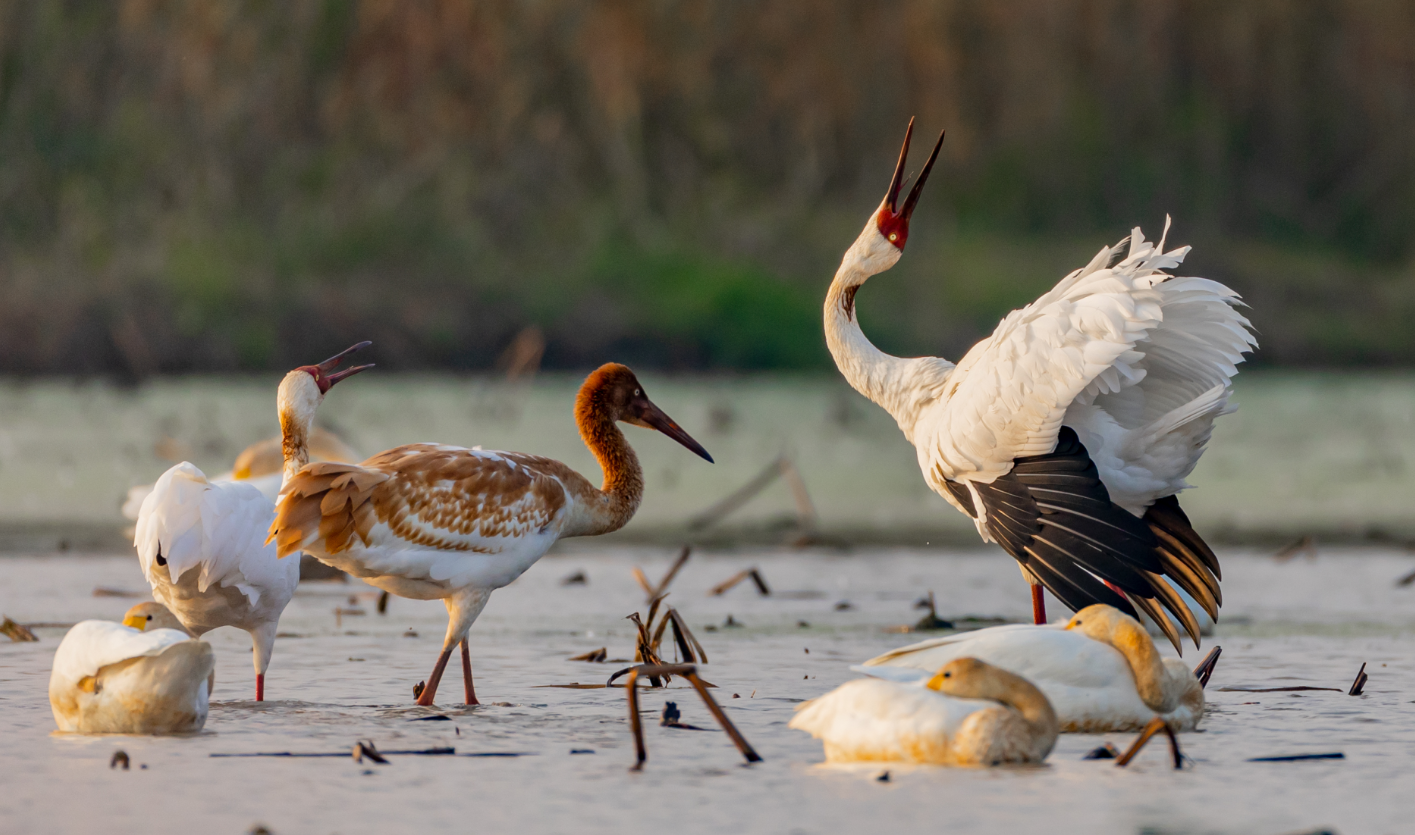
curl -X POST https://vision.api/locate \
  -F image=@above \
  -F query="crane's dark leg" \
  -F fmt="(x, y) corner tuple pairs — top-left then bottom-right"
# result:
(255, 673), (265, 702)
(460, 638), (478, 705)
(1031, 583), (1047, 624)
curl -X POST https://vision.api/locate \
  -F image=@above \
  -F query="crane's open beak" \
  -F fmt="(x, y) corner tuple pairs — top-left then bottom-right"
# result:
(315, 341), (375, 388)
(878, 119), (945, 248)
(634, 402), (714, 463)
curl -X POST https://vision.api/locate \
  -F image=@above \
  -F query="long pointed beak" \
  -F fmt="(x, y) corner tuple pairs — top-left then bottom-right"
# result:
(902, 129), (944, 222)
(883, 118), (915, 214)
(639, 402), (713, 463)
(315, 341), (374, 388)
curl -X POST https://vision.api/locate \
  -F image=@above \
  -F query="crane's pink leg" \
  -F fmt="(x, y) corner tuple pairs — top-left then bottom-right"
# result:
(1031, 584), (1047, 625)
(460, 638), (478, 705)
(256, 673), (265, 702)
(416, 647), (454, 706)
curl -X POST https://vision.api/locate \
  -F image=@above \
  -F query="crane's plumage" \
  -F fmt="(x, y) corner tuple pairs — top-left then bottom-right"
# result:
(273, 446), (598, 596)
(269, 362), (712, 706)
(134, 460), (299, 700)
(857, 605), (1205, 733)
(49, 617), (214, 734)
(826, 122), (1256, 646)
(790, 657), (1058, 766)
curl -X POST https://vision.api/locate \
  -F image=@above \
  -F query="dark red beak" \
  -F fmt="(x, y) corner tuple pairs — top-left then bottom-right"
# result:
(308, 341), (374, 392)
(639, 401), (713, 464)
(877, 118), (944, 250)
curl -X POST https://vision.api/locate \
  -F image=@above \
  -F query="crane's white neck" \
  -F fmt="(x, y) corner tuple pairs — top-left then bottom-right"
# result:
(824, 221), (939, 435)
(277, 371), (322, 487)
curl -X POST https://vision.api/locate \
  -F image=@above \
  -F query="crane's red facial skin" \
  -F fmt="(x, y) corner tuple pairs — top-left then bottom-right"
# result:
(298, 341), (374, 394)
(877, 206), (911, 249)
(876, 119), (945, 252)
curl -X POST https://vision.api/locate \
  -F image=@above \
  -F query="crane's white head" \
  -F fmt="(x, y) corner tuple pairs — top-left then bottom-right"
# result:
(277, 341), (374, 433)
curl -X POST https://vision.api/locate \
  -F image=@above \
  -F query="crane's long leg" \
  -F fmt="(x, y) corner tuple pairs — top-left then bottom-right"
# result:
(460, 638), (478, 705)
(416, 648), (454, 706)
(256, 673), (265, 702)
(1030, 583), (1047, 625)
(417, 588), (491, 706)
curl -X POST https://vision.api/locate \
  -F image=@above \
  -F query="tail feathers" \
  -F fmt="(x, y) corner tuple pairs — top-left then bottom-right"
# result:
(269, 463), (388, 558)
(1136, 496), (1223, 651)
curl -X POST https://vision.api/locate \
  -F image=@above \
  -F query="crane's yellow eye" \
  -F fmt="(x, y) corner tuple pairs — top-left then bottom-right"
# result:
(888, 233), (897, 242)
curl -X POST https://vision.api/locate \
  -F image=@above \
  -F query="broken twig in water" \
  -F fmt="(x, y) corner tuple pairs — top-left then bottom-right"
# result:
(1348, 662), (1368, 696)
(1192, 646), (1222, 688)
(632, 546), (692, 603)
(1217, 685), (1342, 693)
(1083, 743), (1121, 760)
(560, 570), (588, 586)
(376, 591), (389, 615)
(353, 740), (389, 764)
(334, 607), (365, 628)
(709, 568), (771, 597)
(1273, 534), (1316, 563)
(110, 750), (130, 770)
(1, 617), (38, 642)
(623, 663), (761, 771)
(888, 591), (953, 632)
(569, 647), (608, 663)
(1247, 752), (1345, 762)
(92, 587), (146, 598)
(1115, 716), (1182, 769)
(605, 596), (713, 688)
(212, 747), (455, 759)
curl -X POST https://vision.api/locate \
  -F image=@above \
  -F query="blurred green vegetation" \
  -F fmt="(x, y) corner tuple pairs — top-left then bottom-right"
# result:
(0, 0), (1412, 374)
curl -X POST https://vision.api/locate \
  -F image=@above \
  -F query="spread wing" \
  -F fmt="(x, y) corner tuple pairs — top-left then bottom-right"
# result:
(134, 462), (291, 607)
(919, 227), (1183, 483)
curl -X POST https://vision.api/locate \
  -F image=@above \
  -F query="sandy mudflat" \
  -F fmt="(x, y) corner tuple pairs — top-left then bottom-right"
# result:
(2, 546), (1414, 834)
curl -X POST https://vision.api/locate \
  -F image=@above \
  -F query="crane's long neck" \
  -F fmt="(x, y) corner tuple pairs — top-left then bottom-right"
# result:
(570, 398), (644, 537)
(824, 236), (930, 432)
(280, 408), (312, 487)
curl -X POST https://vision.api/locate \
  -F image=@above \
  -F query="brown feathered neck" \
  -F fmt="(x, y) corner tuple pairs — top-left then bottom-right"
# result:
(572, 364), (644, 535)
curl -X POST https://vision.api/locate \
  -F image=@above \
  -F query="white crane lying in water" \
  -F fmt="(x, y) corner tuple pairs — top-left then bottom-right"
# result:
(823, 120), (1256, 650)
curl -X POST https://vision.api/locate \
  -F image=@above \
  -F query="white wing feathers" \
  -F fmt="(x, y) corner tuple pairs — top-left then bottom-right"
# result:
(134, 462), (284, 606)
(918, 223), (1255, 512)
(51, 621), (194, 691)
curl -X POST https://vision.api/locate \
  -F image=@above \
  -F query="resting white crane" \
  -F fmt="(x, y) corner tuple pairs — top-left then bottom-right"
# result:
(133, 343), (373, 700)
(269, 362), (713, 707)
(825, 121), (1256, 649)
(790, 656), (1058, 766)
(49, 603), (215, 735)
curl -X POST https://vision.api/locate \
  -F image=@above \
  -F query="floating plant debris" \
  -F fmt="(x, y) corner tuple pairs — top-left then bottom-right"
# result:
(1348, 662), (1368, 696)
(709, 568), (771, 597)
(1, 617), (38, 642)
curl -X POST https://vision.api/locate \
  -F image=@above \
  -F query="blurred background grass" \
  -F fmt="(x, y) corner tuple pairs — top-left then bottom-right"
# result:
(0, 0), (1412, 375)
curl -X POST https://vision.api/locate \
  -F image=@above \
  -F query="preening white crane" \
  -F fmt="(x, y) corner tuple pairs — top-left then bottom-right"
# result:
(269, 362), (713, 707)
(824, 121), (1256, 650)
(133, 343), (373, 700)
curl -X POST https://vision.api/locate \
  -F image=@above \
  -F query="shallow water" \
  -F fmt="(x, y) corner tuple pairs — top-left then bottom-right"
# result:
(3, 546), (1414, 834)
(4, 370), (1415, 544)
